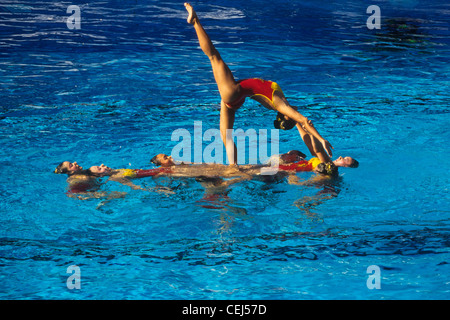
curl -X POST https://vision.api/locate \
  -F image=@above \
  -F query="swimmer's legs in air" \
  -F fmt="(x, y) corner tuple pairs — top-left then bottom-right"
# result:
(185, 2), (238, 164)
(185, 3), (240, 104)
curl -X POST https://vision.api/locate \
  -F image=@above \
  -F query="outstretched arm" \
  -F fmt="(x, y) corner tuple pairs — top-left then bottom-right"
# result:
(272, 94), (333, 157)
(296, 123), (331, 164)
(287, 172), (331, 186)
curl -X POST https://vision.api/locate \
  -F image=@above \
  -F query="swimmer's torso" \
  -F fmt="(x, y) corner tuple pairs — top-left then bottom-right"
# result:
(67, 174), (100, 193)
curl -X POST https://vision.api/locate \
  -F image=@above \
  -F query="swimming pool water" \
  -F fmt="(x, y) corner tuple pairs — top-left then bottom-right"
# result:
(0, 0), (449, 300)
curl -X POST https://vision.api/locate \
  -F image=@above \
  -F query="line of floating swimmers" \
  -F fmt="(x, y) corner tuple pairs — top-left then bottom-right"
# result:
(55, 144), (358, 196)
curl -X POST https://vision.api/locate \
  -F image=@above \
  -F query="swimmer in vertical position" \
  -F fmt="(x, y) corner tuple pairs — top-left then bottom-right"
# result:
(184, 3), (333, 165)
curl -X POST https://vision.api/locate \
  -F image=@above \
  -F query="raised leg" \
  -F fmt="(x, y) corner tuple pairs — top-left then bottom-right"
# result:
(185, 3), (240, 104)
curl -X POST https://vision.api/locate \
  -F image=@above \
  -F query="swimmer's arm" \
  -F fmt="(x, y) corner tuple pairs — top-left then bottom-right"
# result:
(296, 123), (316, 157)
(296, 123), (331, 164)
(67, 191), (127, 200)
(110, 176), (175, 194)
(109, 177), (144, 190)
(275, 103), (333, 156)
(310, 132), (331, 164)
(287, 108), (333, 157)
(300, 118), (333, 158)
(287, 172), (330, 186)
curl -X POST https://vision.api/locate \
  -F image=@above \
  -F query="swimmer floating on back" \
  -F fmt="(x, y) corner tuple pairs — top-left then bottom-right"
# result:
(288, 124), (359, 176)
(54, 161), (101, 194)
(54, 161), (172, 197)
(152, 145), (357, 177)
(184, 3), (333, 165)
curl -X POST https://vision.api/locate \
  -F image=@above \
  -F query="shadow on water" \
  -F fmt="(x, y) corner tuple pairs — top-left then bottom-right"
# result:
(366, 16), (437, 53)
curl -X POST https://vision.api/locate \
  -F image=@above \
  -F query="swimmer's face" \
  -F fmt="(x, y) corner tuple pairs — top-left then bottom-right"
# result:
(333, 156), (356, 168)
(155, 154), (175, 167)
(89, 164), (112, 176)
(61, 161), (83, 173)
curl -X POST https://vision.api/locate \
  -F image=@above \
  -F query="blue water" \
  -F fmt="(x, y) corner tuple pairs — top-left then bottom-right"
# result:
(0, 0), (449, 300)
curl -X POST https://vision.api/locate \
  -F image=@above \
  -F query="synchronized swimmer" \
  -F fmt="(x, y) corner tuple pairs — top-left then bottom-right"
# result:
(54, 3), (359, 197)
(54, 145), (357, 198)
(149, 107), (359, 176)
(54, 161), (174, 194)
(184, 3), (333, 165)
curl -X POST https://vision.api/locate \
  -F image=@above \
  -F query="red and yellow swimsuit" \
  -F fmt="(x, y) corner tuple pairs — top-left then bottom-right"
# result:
(278, 157), (322, 172)
(226, 78), (284, 109)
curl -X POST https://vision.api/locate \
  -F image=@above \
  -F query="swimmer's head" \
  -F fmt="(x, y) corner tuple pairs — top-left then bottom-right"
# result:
(274, 112), (296, 130)
(150, 154), (175, 167)
(333, 156), (359, 168)
(315, 162), (339, 176)
(54, 161), (83, 175)
(88, 164), (113, 177)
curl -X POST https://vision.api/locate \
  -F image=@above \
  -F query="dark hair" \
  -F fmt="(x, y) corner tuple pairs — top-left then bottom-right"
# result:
(150, 155), (161, 166)
(316, 162), (338, 176)
(274, 112), (296, 130)
(349, 159), (359, 168)
(54, 162), (68, 174)
(54, 162), (93, 177)
(54, 162), (84, 175)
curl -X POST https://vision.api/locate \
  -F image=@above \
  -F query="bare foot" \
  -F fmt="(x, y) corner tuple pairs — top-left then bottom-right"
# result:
(184, 2), (197, 25)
